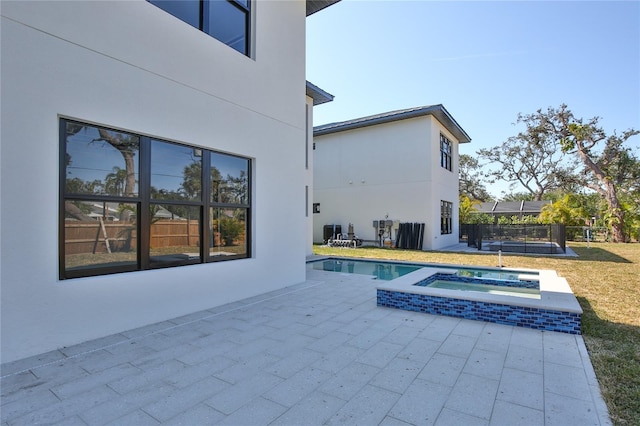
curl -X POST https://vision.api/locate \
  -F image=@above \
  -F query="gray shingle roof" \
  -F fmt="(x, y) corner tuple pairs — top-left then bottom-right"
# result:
(313, 104), (471, 143)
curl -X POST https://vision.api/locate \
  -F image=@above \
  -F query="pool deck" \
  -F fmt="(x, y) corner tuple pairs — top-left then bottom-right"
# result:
(1, 265), (609, 425)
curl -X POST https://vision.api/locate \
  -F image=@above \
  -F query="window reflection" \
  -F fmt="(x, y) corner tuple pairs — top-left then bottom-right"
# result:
(65, 123), (139, 197)
(210, 208), (247, 258)
(148, 0), (250, 57)
(208, 0), (247, 54)
(151, 140), (202, 201)
(149, 0), (200, 27)
(64, 201), (138, 272)
(150, 205), (201, 267)
(211, 152), (249, 205)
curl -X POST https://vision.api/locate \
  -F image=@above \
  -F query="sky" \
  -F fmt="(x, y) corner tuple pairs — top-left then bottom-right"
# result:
(306, 0), (640, 199)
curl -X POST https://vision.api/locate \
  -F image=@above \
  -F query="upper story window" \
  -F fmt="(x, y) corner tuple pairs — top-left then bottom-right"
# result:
(149, 0), (250, 55)
(440, 133), (452, 171)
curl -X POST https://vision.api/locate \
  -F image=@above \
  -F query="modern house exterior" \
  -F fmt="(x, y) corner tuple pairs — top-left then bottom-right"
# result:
(313, 105), (471, 250)
(1, 0), (337, 363)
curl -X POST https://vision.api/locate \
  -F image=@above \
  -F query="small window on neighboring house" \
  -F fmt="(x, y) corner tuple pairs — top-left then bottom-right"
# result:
(313, 203), (320, 214)
(149, 0), (251, 56)
(440, 133), (452, 171)
(441, 200), (453, 234)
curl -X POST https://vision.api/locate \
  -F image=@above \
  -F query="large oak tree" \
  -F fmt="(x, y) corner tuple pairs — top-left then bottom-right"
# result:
(527, 105), (639, 242)
(478, 112), (579, 201)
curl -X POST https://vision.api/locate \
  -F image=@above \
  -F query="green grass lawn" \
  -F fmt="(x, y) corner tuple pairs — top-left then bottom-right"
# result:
(313, 242), (640, 425)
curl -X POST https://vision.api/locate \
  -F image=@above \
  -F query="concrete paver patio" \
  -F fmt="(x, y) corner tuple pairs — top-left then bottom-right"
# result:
(1, 266), (610, 425)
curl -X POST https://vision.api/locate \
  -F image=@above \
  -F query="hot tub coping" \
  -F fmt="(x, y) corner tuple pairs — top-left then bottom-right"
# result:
(376, 267), (582, 314)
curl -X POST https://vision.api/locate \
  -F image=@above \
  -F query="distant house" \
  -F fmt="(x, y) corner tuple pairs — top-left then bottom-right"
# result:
(473, 201), (552, 222)
(1, 0), (338, 363)
(313, 105), (471, 250)
(306, 81), (335, 255)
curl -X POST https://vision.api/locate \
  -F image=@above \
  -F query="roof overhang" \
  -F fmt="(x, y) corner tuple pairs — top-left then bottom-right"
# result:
(306, 81), (334, 106)
(314, 104), (472, 143)
(307, 0), (340, 16)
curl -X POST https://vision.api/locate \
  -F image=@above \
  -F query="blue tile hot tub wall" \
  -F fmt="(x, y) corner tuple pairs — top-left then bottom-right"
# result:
(377, 289), (581, 334)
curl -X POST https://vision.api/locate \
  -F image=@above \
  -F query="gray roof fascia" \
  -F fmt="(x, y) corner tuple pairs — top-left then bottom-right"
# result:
(306, 81), (334, 106)
(314, 104), (471, 143)
(307, 0), (340, 16)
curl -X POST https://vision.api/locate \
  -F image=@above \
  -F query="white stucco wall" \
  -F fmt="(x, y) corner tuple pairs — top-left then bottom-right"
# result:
(0, 0), (308, 362)
(313, 115), (461, 250)
(305, 98), (315, 256)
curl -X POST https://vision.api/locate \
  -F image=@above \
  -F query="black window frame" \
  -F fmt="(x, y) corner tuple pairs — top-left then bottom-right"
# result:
(149, 0), (251, 56)
(441, 200), (453, 235)
(440, 133), (452, 171)
(59, 118), (252, 280)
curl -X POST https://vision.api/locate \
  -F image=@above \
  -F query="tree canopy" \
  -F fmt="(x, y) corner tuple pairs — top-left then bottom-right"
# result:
(477, 111), (579, 200)
(459, 154), (492, 201)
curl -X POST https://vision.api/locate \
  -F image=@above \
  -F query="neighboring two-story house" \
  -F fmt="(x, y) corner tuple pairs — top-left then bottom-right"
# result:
(313, 105), (471, 250)
(0, 0), (337, 363)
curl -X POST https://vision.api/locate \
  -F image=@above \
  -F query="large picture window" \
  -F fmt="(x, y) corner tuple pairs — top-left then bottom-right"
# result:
(60, 119), (251, 279)
(149, 0), (250, 56)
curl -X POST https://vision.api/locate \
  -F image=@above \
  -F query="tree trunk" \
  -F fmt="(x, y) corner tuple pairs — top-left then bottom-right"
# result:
(64, 200), (93, 221)
(123, 151), (136, 197)
(604, 181), (625, 242)
(574, 141), (625, 242)
(119, 150), (136, 222)
(97, 129), (137, 222)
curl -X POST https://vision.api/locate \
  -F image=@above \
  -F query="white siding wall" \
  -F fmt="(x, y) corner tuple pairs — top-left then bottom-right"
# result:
(1, 0), (307, 362)
(313, 115), (460, 250)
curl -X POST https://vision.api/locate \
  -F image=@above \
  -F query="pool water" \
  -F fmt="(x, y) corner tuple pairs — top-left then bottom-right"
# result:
(309, 258), (537, 282)
(311, 259), (421, 281)
(426, 280), (540, 299)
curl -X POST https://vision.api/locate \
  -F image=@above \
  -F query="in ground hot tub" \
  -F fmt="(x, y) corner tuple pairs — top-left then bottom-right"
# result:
(376, 266), (582, 334)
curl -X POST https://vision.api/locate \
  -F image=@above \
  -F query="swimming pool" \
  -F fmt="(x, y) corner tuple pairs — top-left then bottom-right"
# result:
(309, 258), (534, 282)
(308, 257), (581, 334)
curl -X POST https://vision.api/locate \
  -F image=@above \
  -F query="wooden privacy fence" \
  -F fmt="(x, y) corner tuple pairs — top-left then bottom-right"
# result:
(65, 219), (204, 255)
(150, 219), (201, 249)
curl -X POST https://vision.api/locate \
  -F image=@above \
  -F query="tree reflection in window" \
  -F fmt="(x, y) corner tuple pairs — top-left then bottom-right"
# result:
(151, 140), (202, 202)
(65, 124), (139, 198)
(211, 152), (249, 205)
(210, 207), (247, 257)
